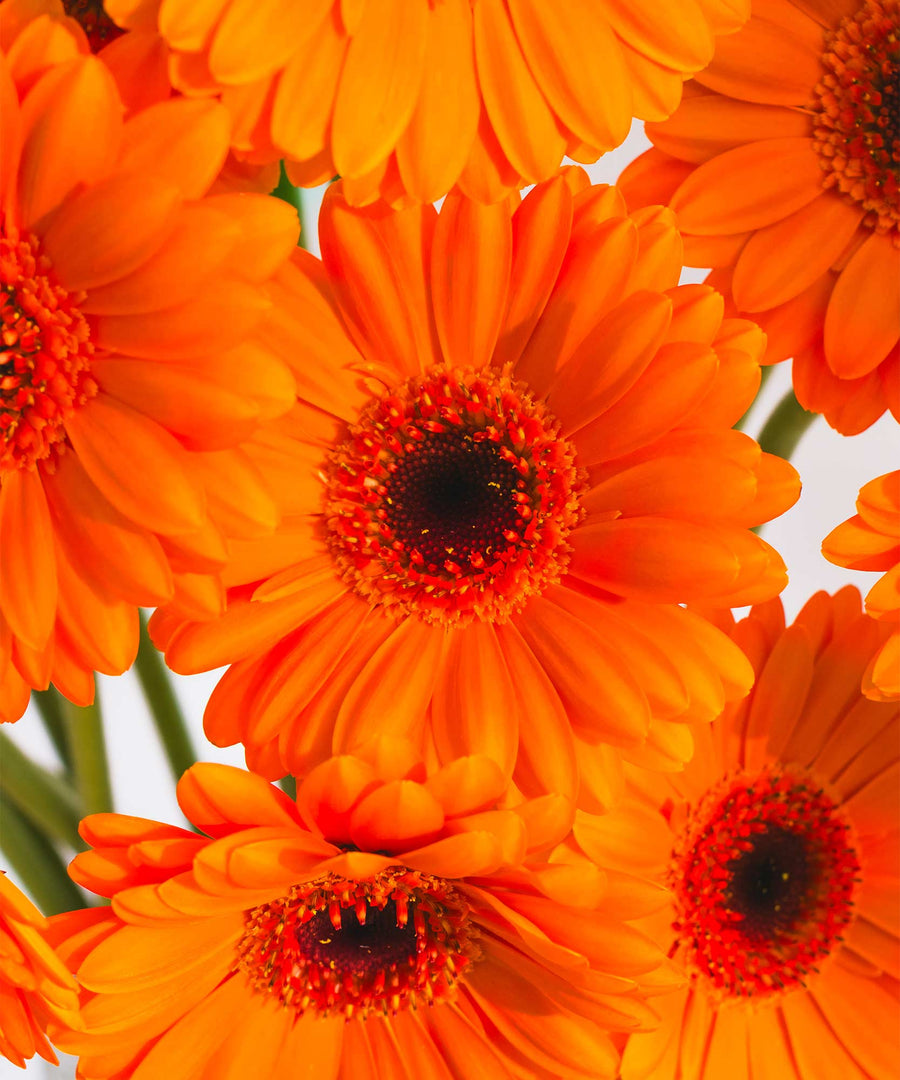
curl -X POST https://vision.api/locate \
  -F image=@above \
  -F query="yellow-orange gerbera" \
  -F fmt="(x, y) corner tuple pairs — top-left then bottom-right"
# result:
(0, 12), (299, 721)
(620, 0), (900, 435)
(0, 872), (80, 1067)
(823, 471), (900, 700)
(97, 0), (750, 206)
(150, 170), (800, 807)
(48, 746), (671, 1079)
(573, 589), (899, 1080)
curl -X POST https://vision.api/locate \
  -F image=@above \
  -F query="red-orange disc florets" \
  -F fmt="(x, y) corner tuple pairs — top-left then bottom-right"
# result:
(668, 766), (859, 1000)
(812, 0), (900, 236)
(1, 224), (96, 473)
(236, 868), (480, 1019)
(324, 365), (585, 627)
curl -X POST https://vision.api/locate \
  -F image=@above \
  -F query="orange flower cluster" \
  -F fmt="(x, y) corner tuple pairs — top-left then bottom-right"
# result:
(1, 0), (897, 1077)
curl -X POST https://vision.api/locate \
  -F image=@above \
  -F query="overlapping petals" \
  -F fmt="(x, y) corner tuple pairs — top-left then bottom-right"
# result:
(824, 472), (900, 700)
(0, 10), (299, 720)
(620, 0), (900, 434)
(574, 590), (900, 1080)
(148, 170), (799, 807)
(0, 872), (81, 1067)
(48, 747), (669, 1080)
(93, 0), (751, 206)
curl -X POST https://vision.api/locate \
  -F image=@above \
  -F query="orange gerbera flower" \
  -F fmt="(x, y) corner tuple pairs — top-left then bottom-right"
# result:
(0, 872), (80, 1067)
(150, 171), (800, 806)
(620, 0), (900, 435)
(573, 589), (900, 1080)
(823, 471), (900, 700)
(48, 746), (670, 1079)
(0, 12), (299, 721)
(96, 0), (750, 206)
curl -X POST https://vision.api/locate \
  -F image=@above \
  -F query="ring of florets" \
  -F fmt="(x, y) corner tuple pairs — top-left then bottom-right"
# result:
(322, 365), (585, 628)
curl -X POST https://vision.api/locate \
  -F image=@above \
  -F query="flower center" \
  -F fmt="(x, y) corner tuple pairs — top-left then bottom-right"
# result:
(1, 224), (96, 473)
(323, 365), (584, 627)
(236, 868), (480, 1019)
(668, 767), (859, 999)
(62, 0), (124, 51)
(812, 0), (900, 236)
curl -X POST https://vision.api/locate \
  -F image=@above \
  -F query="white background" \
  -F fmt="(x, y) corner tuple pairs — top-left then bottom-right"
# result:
(3, 126), (899, 1077)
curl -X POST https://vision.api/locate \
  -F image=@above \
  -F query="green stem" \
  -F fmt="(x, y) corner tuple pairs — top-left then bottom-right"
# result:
(0, 793), (84, 915)
(0, 731), (83, 849)
(134, 612), (197, 784)
(271, 161), (306, 249)
(756, 388), (818, 461)
(32, 686), (72, 771)
(277, 775), (297, 800)
(62, 698), (113, 816)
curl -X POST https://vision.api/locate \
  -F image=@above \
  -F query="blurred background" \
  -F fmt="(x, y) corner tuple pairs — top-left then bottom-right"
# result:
(3, 127), (899, 1078)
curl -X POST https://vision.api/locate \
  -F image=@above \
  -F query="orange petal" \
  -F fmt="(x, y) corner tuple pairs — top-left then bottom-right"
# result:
(493, 176), (574, 370)
(41, 174), (180, 293)
(118, 97), (231, 200)
(430, 622), (519, 778)
(671, 138), (823, 235)
(825, 232), (900, 378)
(207, 0), (321, 84)
(395, 0), (479, 204)
(18, 55), (121, 231)
(349, 780), (445, 852)
(548, 290), (672, 435)
(424, 757), (507, 819)
(733, 194), (864, 312)
(430, 194), (512, 370)
(507, 0), (631, 151)
(473, 0), (566, 183)
(331, 0), (428, 179)
(0, 467), (56, 650)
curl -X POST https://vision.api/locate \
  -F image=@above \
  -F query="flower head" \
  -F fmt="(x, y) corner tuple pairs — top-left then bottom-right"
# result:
(99, 0), (750, 205)
(0, 10), (299, 720)
(823, 471), (900, 700)
(50, 746), (668, 1079)
(575, 589), (900, 1079)
(151, 171), (800, 807)
(0, 872), (80, 1067)
(620, 0), (900, 434)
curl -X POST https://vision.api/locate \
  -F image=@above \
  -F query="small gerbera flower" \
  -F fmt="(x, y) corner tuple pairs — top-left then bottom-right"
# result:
(0, 13), (299, 721)
(620, 0), (900, 435)
(574, 589), (899, 1080)
(150, 171), (800, 805)
(823, 471), (900, 700)
(0, 872), (81, 1068)
(48, 745), (669, 1079)
(98, 0), (750, 206)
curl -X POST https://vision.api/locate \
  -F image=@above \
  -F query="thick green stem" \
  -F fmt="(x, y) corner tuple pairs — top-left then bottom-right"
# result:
(0, 793), (84, 915)
(62, 698), (113, 816)
(271, 161), (306, 248)
(31, 687), (72, 771)
(0, 731), (83, 849)
(134, 612), (197, 784)
(278, 775), (297, 800)
(756, 388), (818, 461)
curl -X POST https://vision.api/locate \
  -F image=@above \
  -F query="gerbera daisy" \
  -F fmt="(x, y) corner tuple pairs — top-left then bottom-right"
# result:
(572, 588), (899, 1080)
(48, 745), (671, 1079)
(150, 171), (800, 805)
(0, 871), (80, 1068)
(0, 13), (299, 721)
(823, 471), (900, 700)
(96, 0), (751, 206)
(619, 0), (900, 435)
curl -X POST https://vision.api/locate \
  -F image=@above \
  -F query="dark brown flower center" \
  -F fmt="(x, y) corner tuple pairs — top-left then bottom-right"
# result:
(669, 767), (859, 999)
(323, 365), (584, 628)
(236, 868), (480, 1019)
(62, 0), (124, 52)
